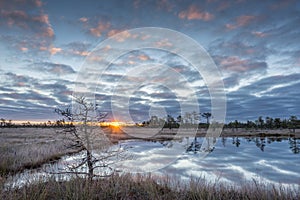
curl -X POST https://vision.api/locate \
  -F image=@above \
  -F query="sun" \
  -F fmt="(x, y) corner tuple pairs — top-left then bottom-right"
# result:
(110, 121), (122, 127)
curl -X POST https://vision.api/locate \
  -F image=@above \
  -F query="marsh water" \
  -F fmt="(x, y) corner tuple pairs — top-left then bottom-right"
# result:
(6, 136), (300, 188)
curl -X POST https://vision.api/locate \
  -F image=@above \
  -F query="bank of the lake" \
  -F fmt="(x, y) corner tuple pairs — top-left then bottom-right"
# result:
(1, 174), (299, 200)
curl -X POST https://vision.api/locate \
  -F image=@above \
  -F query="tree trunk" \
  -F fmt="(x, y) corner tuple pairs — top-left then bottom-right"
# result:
(86, 149), (93, 181)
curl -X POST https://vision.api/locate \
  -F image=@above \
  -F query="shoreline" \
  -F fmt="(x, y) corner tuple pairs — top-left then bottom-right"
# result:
(103, 127), (300, 141)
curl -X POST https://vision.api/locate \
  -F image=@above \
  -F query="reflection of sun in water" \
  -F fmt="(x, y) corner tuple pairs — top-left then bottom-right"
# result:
(109, 121), (123, 134)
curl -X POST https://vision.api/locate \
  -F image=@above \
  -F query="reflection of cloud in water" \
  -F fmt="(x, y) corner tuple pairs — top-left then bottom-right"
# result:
(6, 137), (300, 189)
(159, 137), (300, 188)
(256, 160), (298, 176)
(116, 139), (188, 172)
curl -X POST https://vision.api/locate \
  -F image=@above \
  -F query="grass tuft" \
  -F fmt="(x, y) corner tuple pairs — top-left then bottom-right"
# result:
(1, 173), (299, 200)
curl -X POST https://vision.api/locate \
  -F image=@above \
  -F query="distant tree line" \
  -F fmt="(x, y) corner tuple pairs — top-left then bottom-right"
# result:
(0, 118), (73, 128)
(225, 115), (300, 133)
(142, 112), (213, 129)
(1, 114), (299, 132)
(142, 114), (300, 132)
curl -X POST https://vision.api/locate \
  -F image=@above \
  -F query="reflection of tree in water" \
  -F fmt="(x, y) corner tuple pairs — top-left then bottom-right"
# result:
(186, 137), (201, 154)
(255, 137), (266, 152)
(161, 140), (173, 148)
(158, 137), (185, 148)
(186, 137), (215, 154)
(267, 137), (282, 143)
(232, 137), (240, 147)
(289, 137), (300, 154)
(222, 137), (227, 147)
(229, 136), (299, 154)
(158, 136), (299, 155)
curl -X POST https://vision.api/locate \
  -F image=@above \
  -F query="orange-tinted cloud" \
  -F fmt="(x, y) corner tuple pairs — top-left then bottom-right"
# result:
(219, 56), (267, 72)
(236, 15), (256, 26)
(49, 47), (62, 55)
(79, 17), (88, 23)
(140, 34), (151, 40)
(220, 56), (247, 67)
(89, 22), (110, 37)
(1, 10), (30, 28)
(39, 46), (47, 51)
(110, 30), (134, 42)
(225, 23), (236, 30)
(42, 26), (54, 38)
(33, 14), (50, 24)
(179, 5), (214, 21)
(72, 50), (89, 56)
(107, 29), (123, 37)
(128, 60), (135, 65)
(155, 39), (173, 48)
(139, 55), (150, 61)
(251, 31), (267, 38)
(34, 0), (42, 7)
(87, 55), (103, 62)
(20, 47), (28, 52)
(0, 8), (54, 38)
(226, 15), (257, 30)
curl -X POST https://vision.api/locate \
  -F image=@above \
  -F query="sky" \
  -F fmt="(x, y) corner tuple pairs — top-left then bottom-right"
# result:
(0, 0), (299, 123)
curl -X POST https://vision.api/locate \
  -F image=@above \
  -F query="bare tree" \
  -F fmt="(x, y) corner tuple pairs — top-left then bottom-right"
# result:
(0, 118), (5, 127)
(55, 95), (127, 180)
(201, 112), (212, 126)
(289, 116), (298, 133)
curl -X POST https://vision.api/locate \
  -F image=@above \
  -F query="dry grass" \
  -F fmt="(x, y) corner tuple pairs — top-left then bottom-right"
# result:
(1, 127), (299, 199)
(0, 128), (80, 175)
(0, 173), (299, 200)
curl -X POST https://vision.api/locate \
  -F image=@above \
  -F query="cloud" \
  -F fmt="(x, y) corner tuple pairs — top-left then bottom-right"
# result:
(217, 56), (267, 73)
(0, 6), (54, 38)
(31, 62), (76, 75)
(42, 26), (54, 38)
(79, 17), (88, 23)
(139, 54), (150, 61)
(0, 0), (55, 57)
(34, 81), (73, 103)
(111, 30), (134, 42)
(20, 47), (28, 52)
(226, 15), (257, 30)
(208, 37), (273, 61)
(0, 71), (74, 120)
(226, 78), (300, 121)
(49, 47), (62, 55)
(58, 42), (92, 58)
(251, 31), (267, 38)
(236, 15), (256, 26)
(178, 5), (214, 21)
(107, 29), (123, 37)
(155, 39), (173, 48)
(89, 22), (110, 37)
(1, 72), (37, 88)
(0, 35), (50, 58)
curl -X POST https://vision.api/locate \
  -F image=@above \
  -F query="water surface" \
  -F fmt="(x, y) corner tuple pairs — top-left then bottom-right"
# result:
(6, 136), (300, 188)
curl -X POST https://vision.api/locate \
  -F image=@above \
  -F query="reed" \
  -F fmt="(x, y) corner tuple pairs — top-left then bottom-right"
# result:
(1, 173), (299, 200)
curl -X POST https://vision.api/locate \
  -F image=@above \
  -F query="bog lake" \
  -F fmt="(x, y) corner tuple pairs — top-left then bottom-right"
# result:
(5, 129), (300, 189)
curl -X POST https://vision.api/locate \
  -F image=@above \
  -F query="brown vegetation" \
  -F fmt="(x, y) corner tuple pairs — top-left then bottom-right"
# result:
(1, 174), (299, 200)
(0, 128), (80, 175)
